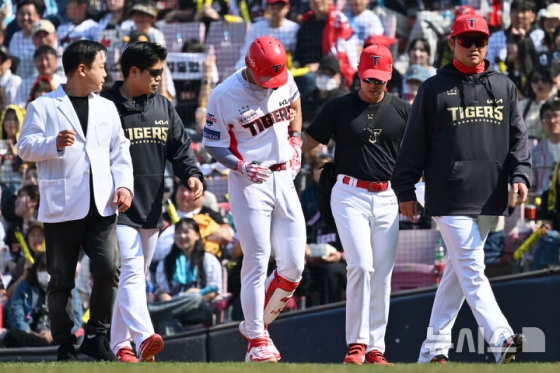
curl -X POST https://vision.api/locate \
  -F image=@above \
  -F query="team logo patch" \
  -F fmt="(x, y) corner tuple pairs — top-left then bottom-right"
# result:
(370, 55), (382, 66)
(238, 109), (259, 124)
(206, 113), (217, 126)
(203, 128), (220, 140)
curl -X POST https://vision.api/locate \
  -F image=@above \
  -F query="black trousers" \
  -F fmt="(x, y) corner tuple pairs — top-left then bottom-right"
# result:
(44, 208), (120, 345)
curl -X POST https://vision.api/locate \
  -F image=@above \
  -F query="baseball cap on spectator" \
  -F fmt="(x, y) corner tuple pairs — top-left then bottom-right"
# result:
(28, 219), (44, 233)
(130, 2), (158, 17)
(32, 19), (56, 36)
(363, 35), (397, 49)
(455, 5), (476, 17)
(541, 3), (560, 20)
(404, 64), (430, 83)
(358, 44), (392, 82)
(450, 14), (490, 37)
(318, 55), (340, 75)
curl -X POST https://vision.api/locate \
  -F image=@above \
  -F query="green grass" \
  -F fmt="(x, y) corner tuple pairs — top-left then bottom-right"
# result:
(0, 362), (557, 373)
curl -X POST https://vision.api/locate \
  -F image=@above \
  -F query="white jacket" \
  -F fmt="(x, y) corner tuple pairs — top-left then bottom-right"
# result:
(18, 85), (134, 223)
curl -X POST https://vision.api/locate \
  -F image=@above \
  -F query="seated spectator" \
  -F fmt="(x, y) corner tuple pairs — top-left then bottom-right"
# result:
(97, 0), (134, 31)
(27, 74), (54, 105)
(156, 182), (233, 261)
(486, 0), (544, 72)
(519, 67), (556, 140)
(123, 2), (164, 45)
(504, 33), (538, 99)
(234, 0), (299, 70)
(532, 98), (560, 198)
(8, 0), (42, 79)
(0, 104), (26, 197)
(57, 0), (101, 49)
(3, 252), (83, 347)
(0, 45), (22, 105)
(345, 0), (384, 48)
(403, 64), (430, 104)
(15, 45), (66, 107)
(31, 19), (64, 77)
(151, 218), (222, 333)
(301, 55), (348, 129)
(399, 38), (436, 99)
(292, 0), (358, 95)
(5, 211), (41, 301)
(299, 154), (346, 307)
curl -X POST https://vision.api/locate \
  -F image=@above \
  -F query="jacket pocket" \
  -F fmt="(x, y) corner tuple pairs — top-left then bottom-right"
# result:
(95, 122), (112, 147)
(446, 160), (502, 207)
(38, 179), (66, 217)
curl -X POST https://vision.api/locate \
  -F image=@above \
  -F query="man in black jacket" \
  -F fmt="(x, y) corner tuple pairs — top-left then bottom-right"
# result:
(101, 41), (203, 363)
(391, 14), (531, 364)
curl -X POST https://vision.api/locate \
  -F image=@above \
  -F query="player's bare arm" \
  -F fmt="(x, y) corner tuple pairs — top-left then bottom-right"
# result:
(301, 132), (320, 152)
(288, 97), (302, 133)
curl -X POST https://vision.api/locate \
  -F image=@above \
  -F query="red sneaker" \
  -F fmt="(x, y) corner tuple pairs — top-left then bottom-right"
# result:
(365, 350), (394, 365)
(343, 343), (366, 365)
(245, 337), (278, 363)
(430, 354), (449, 364)
(139, 334), (164, 362)
(116, 347), (138, 363)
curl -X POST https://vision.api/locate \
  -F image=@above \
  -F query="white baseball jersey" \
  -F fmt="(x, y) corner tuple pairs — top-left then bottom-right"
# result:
(202, 69), (299, 165)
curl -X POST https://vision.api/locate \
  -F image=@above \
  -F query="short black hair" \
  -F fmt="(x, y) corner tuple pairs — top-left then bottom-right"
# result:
(33, 45), (57, 60)
(120, 41), (167, 78)
(510, 0), (537, 12)
(540, 97), (560, 120)
(17, 0), (44, 15)
(62, 40), (107, 76)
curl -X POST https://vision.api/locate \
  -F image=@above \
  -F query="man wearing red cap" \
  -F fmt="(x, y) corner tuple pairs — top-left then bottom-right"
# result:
(203, 36), (306, 363)
(302, 44), (411, 365)
(391, 14), (530, 364)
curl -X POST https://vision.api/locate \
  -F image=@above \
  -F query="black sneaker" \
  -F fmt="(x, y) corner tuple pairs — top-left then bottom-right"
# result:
(498, 333), (525, 364)
(430, 354), (449, 364)
(57, 343), (78, 362)
(79, 334), (118, 362)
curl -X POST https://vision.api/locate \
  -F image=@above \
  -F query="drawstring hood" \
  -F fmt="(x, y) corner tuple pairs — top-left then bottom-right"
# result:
(439, 60), (498, 109)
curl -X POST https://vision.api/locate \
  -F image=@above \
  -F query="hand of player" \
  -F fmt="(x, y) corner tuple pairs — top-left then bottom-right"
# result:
(399, 201), (420, 222)
(236, 161), (271, 183)
(56, 129), (76, 151)
(188, 177), (204, 200)
(511, 182), (528, 206)
(114, 187), (132, 213)
(288, 136), (302, 179)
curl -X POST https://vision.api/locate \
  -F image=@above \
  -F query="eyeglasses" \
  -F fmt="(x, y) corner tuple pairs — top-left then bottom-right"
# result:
(456, 35), (488, 48)
(531, 77), (549, 84)
(543, 113), (560, 123)
(142, 68), (164, 78)
(362, 78), (387, 85)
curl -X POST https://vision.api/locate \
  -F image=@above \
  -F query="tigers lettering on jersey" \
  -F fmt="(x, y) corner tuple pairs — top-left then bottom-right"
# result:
(240, 106), (290, 136)
(125, 127), (168, 144)
(447, 105), (503, 125)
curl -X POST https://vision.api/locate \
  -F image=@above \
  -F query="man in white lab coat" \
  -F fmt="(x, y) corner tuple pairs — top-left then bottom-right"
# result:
(17, 39), (134, 362)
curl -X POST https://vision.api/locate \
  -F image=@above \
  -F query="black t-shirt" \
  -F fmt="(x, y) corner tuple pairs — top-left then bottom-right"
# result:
(301, 87), (348, 129)
(69, 96), (89, 135)
(306, 90), (410, 181)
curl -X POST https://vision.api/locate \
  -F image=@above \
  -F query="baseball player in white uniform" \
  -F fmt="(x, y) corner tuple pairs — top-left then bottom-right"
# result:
(203, 36), (306, 363)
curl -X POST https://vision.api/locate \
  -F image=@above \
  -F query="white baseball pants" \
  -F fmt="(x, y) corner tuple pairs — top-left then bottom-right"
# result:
(418, 215), (513, 363)
(331, 176), (399, 353)
(111, 225), (159, 353)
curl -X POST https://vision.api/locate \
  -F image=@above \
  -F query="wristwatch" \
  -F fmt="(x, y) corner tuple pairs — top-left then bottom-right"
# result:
(289, 131), (301, 138)
(201, 79), (212, 86)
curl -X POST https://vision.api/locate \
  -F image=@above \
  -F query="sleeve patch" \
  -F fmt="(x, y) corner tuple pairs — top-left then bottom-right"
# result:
(203, 127), (221, 140)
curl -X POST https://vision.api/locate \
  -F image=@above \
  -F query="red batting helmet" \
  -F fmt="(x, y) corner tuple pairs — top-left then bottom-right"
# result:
(245, 36), (288, 88)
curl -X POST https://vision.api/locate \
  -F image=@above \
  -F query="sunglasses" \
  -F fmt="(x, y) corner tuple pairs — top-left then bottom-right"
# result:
(531, 77), (549, 84)
(362, 78), (387, 85)
(456, 35), (488, 48)
(142, 68), (164, 77)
